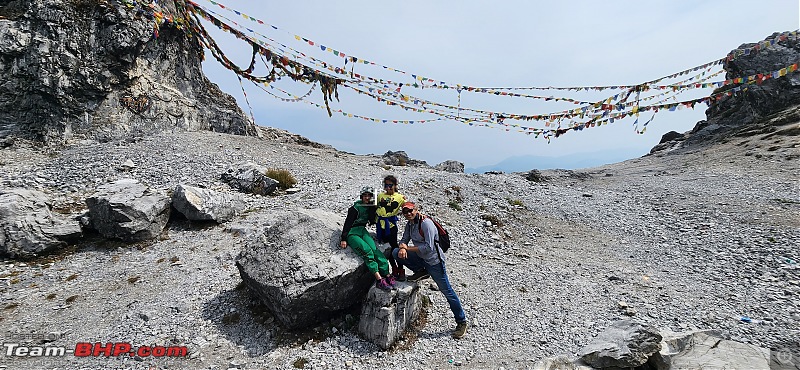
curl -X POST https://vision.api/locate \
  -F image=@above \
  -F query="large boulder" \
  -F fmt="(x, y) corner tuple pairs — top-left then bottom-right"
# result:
(536, 325), (779, 369)
(233, 209), (373, 329)
(381, 151), (429, 167)
(85, 179), (171, 242)
(434, 160), (465, 173)
(0, 189), (82, 258)
(657, 329), (772, 370)
(171, 184), (245, 222)
(578, 320), (662, 368)
(358, 281), (422, 349)
(221, 162), (279, 196)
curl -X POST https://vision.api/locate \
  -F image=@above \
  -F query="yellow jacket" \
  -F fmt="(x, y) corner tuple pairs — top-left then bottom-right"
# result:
(377, 192), (405, 218)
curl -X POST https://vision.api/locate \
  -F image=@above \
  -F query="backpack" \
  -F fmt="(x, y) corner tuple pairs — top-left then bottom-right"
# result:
(418, 215), (451, 252)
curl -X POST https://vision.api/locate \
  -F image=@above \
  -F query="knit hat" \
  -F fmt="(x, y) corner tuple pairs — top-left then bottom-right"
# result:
(360, 186), (375, 196)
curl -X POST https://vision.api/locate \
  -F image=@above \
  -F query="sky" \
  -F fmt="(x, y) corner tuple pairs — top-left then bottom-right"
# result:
(194, 0), (800, 170)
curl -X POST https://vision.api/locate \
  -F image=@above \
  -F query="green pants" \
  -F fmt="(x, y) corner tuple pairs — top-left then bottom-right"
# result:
(347, 226), (389, 276)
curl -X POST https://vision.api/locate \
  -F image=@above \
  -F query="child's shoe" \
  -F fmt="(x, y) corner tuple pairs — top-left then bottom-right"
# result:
(376, 278), (392, 291)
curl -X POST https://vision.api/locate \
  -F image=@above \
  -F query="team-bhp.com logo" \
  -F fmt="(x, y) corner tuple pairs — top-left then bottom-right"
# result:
(3, 342), (188, 358)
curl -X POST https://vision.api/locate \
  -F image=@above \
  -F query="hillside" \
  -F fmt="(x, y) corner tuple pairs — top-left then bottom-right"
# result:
(0, 111), (797, 368)
(1, 1), (799, 368)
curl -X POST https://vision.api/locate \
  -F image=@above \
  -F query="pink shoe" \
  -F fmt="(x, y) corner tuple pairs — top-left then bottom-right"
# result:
(385, 274), (397, 287)
(376, 278), (392, 291)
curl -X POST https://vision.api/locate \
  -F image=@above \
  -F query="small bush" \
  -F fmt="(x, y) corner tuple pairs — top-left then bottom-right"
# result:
(448, 200), (462, 211)
(266, 168), (297, 190)
(507, 198), (524, 207)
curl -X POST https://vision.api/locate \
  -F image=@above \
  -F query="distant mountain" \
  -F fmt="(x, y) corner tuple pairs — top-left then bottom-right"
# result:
(465, 148), (642, 173)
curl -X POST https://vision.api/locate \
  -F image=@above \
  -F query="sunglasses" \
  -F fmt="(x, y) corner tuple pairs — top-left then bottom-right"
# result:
(383, 183), (395, 188)
(401, 208), (414, 214)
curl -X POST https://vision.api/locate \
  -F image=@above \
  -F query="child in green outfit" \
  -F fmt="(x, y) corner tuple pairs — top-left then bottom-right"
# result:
(340, 186), (396, 290)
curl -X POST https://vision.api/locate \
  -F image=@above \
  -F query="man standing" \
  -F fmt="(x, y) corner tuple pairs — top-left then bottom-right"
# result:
(393, 201), (467, 339)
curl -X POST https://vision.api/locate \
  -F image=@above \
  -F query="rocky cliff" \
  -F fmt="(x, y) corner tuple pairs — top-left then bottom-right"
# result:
(0, 0), (255, 143)
(652, 31), (800, 153)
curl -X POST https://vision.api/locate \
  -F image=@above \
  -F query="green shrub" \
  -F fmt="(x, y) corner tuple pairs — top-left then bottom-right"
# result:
(265, 168), (297, 189)
(507, 198), (524, 207)
(448, 200), (462, 211)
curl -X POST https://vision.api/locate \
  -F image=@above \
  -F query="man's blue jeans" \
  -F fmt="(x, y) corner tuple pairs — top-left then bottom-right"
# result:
(392, 249), (466, 324)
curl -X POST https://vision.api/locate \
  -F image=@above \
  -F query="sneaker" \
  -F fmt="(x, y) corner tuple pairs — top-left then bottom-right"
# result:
(452, 322), (468, 339)
(392, 267), (407, 282)
(407, 270), (430, 282)
(375, 278), (392, 291)
(384, 274), (397, 287)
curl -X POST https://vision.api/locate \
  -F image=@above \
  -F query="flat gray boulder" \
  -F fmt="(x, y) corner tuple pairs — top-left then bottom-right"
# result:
(578, 320), (662, 368)
(233, 209), (373, 329)
(657, 329), (771, 369)
(0, 189), (82, 258)
(172, 184), (245, 222)
(221, 162), (278, 196)
(358, 281), (422, 350)
(85, 179), (171, 242)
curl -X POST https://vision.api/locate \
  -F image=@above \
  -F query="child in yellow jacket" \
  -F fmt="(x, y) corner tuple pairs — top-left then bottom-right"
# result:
(376, 175), (407, 279)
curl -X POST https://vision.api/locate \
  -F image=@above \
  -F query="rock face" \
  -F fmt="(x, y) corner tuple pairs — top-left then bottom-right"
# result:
(578, 320), (662, 368)
(0, 188), (82, 258)
(434, 160), (465, 173)
(233, 209), (374, 330)
(171, 184), (244, 222)
(85, 179), (171, 241)
(653, 31), (800, 152)
(358, 281), (422, 350)
(0, 0), (256, 143)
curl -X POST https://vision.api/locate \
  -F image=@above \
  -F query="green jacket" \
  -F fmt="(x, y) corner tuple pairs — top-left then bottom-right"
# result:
(340, 200), (376, 241)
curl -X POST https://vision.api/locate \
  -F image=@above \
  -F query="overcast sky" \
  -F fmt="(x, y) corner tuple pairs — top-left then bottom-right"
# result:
(195, 0), (799, 169)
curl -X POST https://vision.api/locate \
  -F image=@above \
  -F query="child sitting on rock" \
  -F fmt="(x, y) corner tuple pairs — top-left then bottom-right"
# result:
(340, 186), (396, 290)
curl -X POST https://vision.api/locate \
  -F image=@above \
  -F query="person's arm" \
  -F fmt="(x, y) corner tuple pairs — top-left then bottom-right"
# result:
(399, 216), (427, 253)
(416, 218), (437, 254)
(398, 220), (418, 255)
(340, 206), (357, 248)
(367, 205), (377, 226)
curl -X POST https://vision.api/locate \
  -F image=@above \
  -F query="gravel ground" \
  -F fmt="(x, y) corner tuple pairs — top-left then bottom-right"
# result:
(0, 126), (797, 370)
